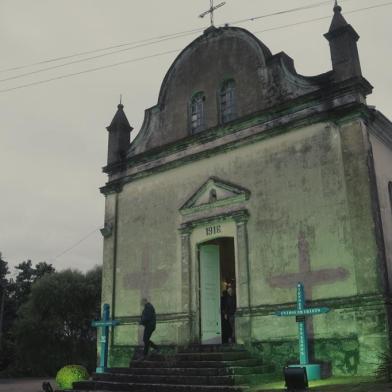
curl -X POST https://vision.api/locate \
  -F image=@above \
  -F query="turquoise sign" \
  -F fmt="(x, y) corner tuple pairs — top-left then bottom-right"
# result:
(92, 304), (120, 373)
(275, 282), (330, 380)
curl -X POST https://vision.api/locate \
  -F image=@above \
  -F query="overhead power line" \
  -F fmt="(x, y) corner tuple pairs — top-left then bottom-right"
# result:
(50, 227), (100, 262)
(229, 0), (352, 25)
(0, 28), (202, 74)
(0, 49), (180, 93)
(1, 1), (391, 94)
(0, 31), (199, 84)
(253, 1), (392, 34)
(0, 0), (352, 75)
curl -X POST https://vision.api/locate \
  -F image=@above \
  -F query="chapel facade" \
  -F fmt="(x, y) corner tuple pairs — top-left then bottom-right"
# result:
(100, 4), (392, 376)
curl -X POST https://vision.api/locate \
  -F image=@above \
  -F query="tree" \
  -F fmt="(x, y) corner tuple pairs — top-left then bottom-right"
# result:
(13, 266), (102, 376)
(0, 253), (8, 285)
(35, 262), (56, 280)
(11, 260), (55, 308)
(0, 252), (9, 348)
(0, 253), (11, 371)
(0, 258), (56, 374)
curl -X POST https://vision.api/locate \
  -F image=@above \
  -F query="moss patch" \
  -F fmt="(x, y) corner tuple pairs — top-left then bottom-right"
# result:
(249, 336), (361, 377)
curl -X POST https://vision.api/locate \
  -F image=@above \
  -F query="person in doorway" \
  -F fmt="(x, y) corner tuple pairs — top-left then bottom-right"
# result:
(222, 285), (236, 343)
(221, 289), (230, 343)
(139, 298), (159, 358)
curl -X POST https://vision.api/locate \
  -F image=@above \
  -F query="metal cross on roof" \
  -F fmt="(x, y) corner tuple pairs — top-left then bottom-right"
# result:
(199, 0), (226, 27)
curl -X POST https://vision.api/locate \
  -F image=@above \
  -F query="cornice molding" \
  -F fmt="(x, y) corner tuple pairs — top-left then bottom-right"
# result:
(100, 89), (373, 195)
(179, 209), (250, 232)
(115, 311), (191, 325)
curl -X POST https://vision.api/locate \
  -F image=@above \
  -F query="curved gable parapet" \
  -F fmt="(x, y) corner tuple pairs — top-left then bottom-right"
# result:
(157, 26), (272, 107)
(129, 26), (327, 157)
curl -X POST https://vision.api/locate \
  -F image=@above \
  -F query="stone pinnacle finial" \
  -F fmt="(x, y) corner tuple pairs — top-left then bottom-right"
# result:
(324, 0), (363, 83)
(118, 94), (124, 110)
(106, 98), (133, 166)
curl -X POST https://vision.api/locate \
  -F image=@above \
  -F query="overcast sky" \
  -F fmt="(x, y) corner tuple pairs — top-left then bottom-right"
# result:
(1, 0), (391, 273)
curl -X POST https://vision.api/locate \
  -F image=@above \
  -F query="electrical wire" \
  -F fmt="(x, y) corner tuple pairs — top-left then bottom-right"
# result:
(1, 1), (391, 94)
(0, 0), (352, 75)
(0, 49), (180, 93)
(229, 0), (352, 25)
(253, 1), (392, 34)
(0, 28), (203, 74)
(50, 227), (101, 261)
(0, 30), (199, 83)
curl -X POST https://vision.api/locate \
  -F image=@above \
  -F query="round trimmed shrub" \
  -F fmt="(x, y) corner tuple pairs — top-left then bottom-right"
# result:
(55, 365), (89, 389)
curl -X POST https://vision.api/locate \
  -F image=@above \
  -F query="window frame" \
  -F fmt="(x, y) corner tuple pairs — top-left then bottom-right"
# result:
(219, 79), (237, 124)
(189, 91), (206, 134)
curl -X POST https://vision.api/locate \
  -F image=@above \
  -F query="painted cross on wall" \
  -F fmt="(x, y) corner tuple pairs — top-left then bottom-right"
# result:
(268, 230), (349, 337)
(268, 231), (349, 298)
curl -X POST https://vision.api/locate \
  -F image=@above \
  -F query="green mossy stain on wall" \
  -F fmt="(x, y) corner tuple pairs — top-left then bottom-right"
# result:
(249, 337), (363, 376)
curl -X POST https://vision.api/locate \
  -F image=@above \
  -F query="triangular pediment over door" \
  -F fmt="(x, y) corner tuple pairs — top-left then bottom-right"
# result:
(180, 177), (250, 216)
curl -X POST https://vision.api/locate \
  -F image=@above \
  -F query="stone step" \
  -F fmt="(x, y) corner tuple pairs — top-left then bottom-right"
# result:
(93, 373), (262, 386)
(105, 365), (270, 376)
(174, 352), (250, 361)
(178, 345), (246, 353)
(59, 345), (274, 392)
(70, 381), (249, 392)
(128, 358), (262, 368)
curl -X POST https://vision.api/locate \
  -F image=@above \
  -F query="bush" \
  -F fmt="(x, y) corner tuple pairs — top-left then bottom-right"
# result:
(55, 365), (89, 389)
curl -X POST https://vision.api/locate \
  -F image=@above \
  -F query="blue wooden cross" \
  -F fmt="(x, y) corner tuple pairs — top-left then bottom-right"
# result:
(275, 282), (330, 381)
(92, 304), (120, 373)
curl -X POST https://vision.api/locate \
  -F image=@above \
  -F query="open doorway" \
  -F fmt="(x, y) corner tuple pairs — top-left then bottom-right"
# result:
(199, 237), (236, 345)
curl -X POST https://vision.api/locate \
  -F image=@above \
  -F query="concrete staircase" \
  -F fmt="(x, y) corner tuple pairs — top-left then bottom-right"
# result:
(64, 345), (274, 392)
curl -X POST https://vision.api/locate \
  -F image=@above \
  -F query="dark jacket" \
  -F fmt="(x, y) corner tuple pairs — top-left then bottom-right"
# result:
(140, 302), (156, 329)
(221, 293), (236, 316)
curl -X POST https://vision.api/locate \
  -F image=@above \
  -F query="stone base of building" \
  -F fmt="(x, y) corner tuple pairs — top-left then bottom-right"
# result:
(247, 334), (387, 377)
(108, 333), (386, 377)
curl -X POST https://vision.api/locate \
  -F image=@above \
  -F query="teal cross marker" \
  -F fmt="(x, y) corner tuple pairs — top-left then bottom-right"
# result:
(92, 304), (120, 373)
(275, 282), (330, 380)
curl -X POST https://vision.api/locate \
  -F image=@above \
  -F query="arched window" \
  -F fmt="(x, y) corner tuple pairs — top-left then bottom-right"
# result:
(220, 79), (236, 123)
(190, 92), (205, 133)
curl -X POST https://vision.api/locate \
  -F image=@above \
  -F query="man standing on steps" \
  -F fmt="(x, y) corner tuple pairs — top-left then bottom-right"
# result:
(140, 298), (159, 359)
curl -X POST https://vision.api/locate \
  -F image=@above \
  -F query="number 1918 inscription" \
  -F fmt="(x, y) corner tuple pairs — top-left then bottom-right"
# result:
(206, 225), (222, 236)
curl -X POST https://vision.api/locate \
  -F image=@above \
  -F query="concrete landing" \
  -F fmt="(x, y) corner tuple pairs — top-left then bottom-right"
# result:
(256, 377), (392, 392)
(0, 378), (56, 392)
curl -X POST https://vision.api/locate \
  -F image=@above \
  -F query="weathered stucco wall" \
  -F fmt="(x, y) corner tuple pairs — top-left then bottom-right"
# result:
(103, 118), (387, 374)
(370, 133), (392, 289)
(102, 193), (117, 310)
